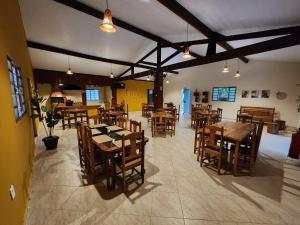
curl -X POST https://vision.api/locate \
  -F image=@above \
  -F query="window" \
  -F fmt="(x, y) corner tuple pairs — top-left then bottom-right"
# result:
(86, 89), (99, 101)
(212, 87), (237, 102)
(7, 57), (26, 120)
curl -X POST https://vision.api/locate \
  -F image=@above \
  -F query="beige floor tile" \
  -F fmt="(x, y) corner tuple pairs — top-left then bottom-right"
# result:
(184, 219), (221, 225)
(180, 193), (215, 220)
(27, 209), (64, 225)
(151, 217), (184, 225)
(152, 175), (178, 193)
(151, 192), (183, 218)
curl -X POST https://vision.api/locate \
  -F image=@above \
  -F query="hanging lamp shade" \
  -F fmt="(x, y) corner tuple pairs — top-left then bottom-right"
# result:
(110, 72), (114, 78)
(66, 68), (73, 75)
(235, 70), (240, 78)
(222, 61), (229, 73)
(182, 46), (191, 58)
(100, 9), (116, 33)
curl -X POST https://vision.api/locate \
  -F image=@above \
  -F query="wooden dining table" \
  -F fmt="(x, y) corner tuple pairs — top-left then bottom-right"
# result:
(91, 124), (149, 190)
(204, 121), (256, 176)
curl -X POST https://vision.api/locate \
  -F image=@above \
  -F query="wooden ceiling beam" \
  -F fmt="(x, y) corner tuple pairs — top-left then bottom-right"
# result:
(27, 41), (154, 70)
(53, 0), (202, 59)
(162, 33), (300, 71)
(156, 0), (249, 63)
(161, 25), (300, 48)
(161, 49), (182, 65)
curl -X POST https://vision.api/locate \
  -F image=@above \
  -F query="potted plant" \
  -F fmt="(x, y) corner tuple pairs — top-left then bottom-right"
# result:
(30, 89), (62, 150)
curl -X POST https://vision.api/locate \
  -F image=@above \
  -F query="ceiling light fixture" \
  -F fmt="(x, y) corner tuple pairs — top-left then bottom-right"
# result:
(222, 61), (229, 73)
(66, 56), (73, 75)
(58, 83), (64, 86)
(235, 59), (241, 78)
(109, 64), (114, 78)
(147, 75), (150, 81)
(182, 24), (191, 58)
(100, 0), (116, 33)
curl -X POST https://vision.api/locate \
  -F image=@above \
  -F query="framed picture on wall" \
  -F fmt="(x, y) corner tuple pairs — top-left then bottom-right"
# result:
(261, 90), (271, 98)
(251, 90), (259, 98)
(241, 90), (249, 98)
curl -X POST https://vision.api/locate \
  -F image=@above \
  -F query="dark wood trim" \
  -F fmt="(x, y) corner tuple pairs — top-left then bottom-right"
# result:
(162, 33), (300, 71)
(53, 0), (202, 59)
(34, 69), (114, 87)
(156, 0), (249, 63)
(154, 42), (163, 109)
(117, 70), (153, 81)
(140, 61), (157, 66)
(28, 41), (155, 70)
(162, 25), (300, 48)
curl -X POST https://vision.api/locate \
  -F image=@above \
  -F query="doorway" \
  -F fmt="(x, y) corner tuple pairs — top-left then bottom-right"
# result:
(147, 89), (154, 104)
(181, 88), (191, 114)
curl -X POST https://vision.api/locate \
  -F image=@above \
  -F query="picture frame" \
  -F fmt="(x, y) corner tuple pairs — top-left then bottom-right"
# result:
(251, 90), (259, 98)
(261, 90), (271, 98)
(241, 90), (249, 98)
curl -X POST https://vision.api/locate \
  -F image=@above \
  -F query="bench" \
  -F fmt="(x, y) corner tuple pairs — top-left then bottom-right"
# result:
(238, 106), (275, 123)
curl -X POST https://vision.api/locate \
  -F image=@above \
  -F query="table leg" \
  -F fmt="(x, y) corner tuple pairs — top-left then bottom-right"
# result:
(232, 141), (240, 176)
(249, 129), (257, 175)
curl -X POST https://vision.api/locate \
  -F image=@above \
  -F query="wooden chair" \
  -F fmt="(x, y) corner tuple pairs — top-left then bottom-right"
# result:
(130, 120), (142, 132)
(62, 109), (73, 129)
(229, 121), (263, 173)
(207, 104), (212, 110)
(84, 126), (105, 184)
(166, 114), (176, 137)
(196, 103), (202, 108)
(76, 122), (85, 169)
(200, 125), (227, 175)
(152, 113), (167, 137)
(194, 116), (209, 156)
(237, 114), (253, 123)
(115, 131), (145, 192)
(217, 108), (223, 122)
(117, 117), (128, 129)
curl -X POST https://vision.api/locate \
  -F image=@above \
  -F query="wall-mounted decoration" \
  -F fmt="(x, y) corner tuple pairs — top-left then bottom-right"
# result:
(276, 91), (287, 100)
(241, 90), (249, 98)
(261, 90), (270, 98)
(251, 90), (259, 98)
(193, 89), (200, 102)
(212, 87), (236, 102)
(7, 56), (26, 120)
(202, 91), (209, 103)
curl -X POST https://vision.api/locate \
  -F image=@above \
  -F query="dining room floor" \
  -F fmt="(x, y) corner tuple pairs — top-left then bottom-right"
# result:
(27, 112), (300, 225)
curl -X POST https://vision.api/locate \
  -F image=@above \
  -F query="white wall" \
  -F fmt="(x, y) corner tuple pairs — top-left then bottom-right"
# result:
(164, 60), (300, 127)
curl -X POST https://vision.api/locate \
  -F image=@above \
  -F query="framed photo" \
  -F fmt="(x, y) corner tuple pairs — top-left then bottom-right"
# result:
(261, 90), (270, 98)
(251, 90), (259, 98)
(241, 90), (249, 98)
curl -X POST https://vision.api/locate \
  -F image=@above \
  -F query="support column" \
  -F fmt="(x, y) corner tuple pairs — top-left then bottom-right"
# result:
(154, 42), (163, 109)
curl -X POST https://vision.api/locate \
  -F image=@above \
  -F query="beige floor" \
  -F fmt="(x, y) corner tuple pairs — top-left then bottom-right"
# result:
(27, 113), (300, 225)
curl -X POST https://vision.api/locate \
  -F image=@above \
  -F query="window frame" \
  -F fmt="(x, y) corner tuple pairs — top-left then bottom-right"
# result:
(86, 89), (100, 101)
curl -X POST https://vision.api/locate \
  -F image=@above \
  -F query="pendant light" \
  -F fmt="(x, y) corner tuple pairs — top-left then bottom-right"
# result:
(66, 56), (73, 75)
(182, 24), (191, 58)
(235, 59), (241, 78)
(222, 61), (229, 73)
(147, 75), (150, 81)
(100, 0), (116, 33)
(109, 64), (114, 78)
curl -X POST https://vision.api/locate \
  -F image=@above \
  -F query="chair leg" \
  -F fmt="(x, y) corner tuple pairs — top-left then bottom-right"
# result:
(217, 155), (221, 175)
(200, 150), (204, 167)
(123, 171), (126, 192)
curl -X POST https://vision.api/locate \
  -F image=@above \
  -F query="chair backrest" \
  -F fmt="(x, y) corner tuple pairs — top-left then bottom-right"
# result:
(237, 114), (253, 123)
(130, 120), (142, 132)
(154, 113), (166, 126)
(207, 104), (212, 110)
(217, 108), (223, 116)
(76, 122), (83, 148)
(84, 126), (95, 165)
(121, 131), (145, 167)
(196, 103), (202, 108)
(255, 121), (264, 156)
(117, 117), (128, 129)
(195, 116), (209, 129)
(203, 125), (224, 151)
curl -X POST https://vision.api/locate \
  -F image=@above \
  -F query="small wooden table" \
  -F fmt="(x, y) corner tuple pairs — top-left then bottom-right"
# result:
(204, 121), (256, 176)
(92, 124), (149, 190)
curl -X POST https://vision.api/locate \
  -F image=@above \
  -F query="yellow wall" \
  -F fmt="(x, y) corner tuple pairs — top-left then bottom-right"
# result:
(0, 1), (35, 225)
(117, 80), (154, 112)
